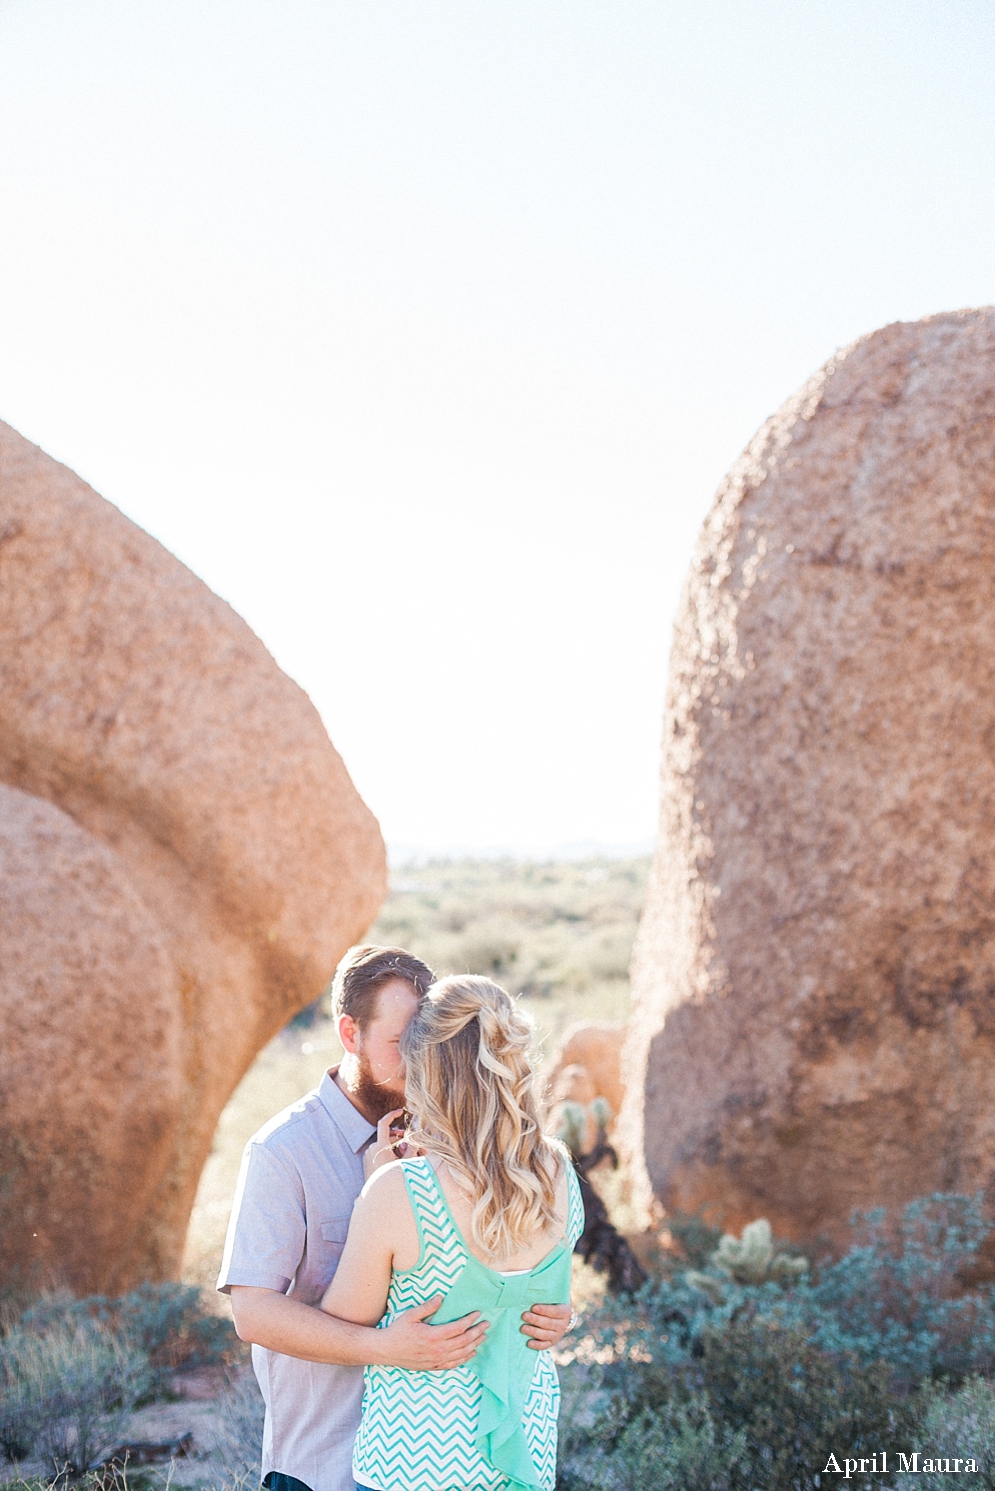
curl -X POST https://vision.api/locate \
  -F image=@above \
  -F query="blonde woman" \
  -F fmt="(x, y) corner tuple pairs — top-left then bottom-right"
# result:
(320, 975), (584, 1491)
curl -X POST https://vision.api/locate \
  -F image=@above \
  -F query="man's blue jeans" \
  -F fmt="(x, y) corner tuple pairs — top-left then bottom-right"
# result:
(263, 1476), (371, 1491)
(264, 1475), (312, 1491)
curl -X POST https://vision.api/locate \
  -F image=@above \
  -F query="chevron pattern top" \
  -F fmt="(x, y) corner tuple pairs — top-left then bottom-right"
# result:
(352, 1151), (585, 1491)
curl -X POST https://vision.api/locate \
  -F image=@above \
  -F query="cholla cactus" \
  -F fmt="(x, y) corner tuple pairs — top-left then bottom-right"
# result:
(554, 1101), (587, 1159)
(710, 1219), (808, 1285)
(590, 1095), (613, 1137)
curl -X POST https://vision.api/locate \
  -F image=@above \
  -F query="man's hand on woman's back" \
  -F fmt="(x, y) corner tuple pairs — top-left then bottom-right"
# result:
(376, 1296), (487, 1369)
(230, 1285), (571, 1371)
(521, 1302), (573, 1350)
(381, 1297), (573, 1366)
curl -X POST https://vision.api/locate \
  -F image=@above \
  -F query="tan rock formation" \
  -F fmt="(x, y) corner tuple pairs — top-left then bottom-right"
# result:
(0, 421), (386, 1294)
(544, 1020), (627, 1153)
(546, 1020), (627, 1119)
(622, 309), (995, 1247)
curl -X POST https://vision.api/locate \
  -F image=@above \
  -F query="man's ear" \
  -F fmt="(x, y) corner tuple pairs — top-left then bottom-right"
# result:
(338, 1012), (361, 1055)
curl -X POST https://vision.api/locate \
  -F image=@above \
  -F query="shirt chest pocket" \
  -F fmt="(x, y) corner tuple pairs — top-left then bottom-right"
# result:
(318, 1215), (352, 1269)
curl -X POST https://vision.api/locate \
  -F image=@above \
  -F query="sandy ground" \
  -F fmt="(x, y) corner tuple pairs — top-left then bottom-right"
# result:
(122, 1367), (239, 1485)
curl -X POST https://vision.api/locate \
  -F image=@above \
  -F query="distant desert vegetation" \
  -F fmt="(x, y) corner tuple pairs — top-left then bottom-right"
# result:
(182, 855), (650, 1291)
(372, 854), (649, 1045)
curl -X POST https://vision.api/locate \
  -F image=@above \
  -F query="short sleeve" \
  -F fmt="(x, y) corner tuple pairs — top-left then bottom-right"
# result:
(216, 1139), (306, 1295)
(565, 1162), (585, 1251)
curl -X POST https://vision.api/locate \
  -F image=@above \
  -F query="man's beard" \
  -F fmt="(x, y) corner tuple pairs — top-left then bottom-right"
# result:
(352, 1055), (406, 1122)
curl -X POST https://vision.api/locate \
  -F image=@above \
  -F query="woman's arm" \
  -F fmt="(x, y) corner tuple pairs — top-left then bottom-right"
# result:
(320, 1163), (409, 1326)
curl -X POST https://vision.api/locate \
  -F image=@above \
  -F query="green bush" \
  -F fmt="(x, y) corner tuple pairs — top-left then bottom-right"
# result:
(698, 1314), (907, 1490)
(801, 1195), (995, 1387)
(1, 1284), (240, 1474)
(561, 1313), (906, 1491)
(558, 1194), (995, 1491)
(560, 1394), (747, 1491)
(20, 1283), (238, 1385)
(1, 1319), (152, 1476)
(595, 1195), (995, 1390)
(907, 1377), (995, 1491)
(667, 1210), (725, 1270)
(0, 1338), (37, 1463)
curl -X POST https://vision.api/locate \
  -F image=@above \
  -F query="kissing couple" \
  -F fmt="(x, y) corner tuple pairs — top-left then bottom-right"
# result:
(219, 943), (583, 1491)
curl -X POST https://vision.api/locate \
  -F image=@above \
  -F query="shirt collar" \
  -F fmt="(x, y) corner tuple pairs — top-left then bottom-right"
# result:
(318, 1068), (376, 1154)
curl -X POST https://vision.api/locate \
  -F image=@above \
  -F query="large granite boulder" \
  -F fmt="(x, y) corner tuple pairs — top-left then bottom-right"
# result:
(621, 309), (995, 1247)
(0, 421), (386, 1294)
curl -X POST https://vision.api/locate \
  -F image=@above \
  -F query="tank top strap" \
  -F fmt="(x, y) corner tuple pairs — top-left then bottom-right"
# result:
(399, 1154), (468, 1276)
(564, 1158), (585, 1249)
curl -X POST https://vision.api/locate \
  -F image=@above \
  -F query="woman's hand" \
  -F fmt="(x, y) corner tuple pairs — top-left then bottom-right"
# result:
(363, 1109), (419, 1179)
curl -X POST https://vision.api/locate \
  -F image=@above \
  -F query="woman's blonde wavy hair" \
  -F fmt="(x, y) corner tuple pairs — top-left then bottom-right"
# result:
(399, 974), (561, 1260)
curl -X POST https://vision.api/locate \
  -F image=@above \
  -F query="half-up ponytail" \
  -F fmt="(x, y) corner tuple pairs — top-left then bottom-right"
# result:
(400, 976), (561, 1259)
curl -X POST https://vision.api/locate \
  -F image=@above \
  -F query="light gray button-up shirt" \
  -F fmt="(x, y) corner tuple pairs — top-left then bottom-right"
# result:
(218, 1068), (375, 1491)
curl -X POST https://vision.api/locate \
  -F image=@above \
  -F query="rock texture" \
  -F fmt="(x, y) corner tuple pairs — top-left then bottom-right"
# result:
(0, 421), (386, 1294)
(622, 309), (995, 1247)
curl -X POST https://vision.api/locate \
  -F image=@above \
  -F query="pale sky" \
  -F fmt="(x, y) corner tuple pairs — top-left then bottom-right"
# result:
(1, 1), (993, 853)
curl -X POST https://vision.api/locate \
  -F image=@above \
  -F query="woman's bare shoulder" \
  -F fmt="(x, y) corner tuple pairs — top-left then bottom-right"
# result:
(359, 1158), (410, 1210)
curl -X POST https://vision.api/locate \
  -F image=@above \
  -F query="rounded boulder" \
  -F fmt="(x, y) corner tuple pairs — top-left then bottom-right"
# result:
(0, 421), (386, 1293)
(622, 309), (995, 1245)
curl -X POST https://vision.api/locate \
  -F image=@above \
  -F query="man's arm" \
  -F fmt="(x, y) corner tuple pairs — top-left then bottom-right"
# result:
(231, 1289), (572, 1361)
(224, 1137), (569, 1362)
(221, 1138), (485, 1370)
(230, 1286), (487, 1370)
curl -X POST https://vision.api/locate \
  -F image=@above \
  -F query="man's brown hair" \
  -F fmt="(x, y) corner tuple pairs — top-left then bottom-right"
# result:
(330, 944), (435, 1030)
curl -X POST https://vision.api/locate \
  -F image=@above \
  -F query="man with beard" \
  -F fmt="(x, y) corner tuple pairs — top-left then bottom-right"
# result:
(220, 945), (572, 1491)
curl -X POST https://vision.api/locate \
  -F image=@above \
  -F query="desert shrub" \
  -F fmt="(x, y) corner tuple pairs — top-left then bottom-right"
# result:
(4, 1469), (160, 1491)
(0, 1340), (37, 1462)
(1, 1319), (152, 1475)
(214, 1367), (266, 1480)
(559, 1394), (747, 1491)
(801, 1195), (995, 1387)
(667, 1211), (725, 1270)
(368, 856), (648, 1044)
(597, 1195), (995, 1391)
(558, 1195), (995, 1490)
(20, 1283), (238, 1384)
(1, 1285), (240, 1471)
(559, 1316), (905, 1491)
(112, 1283), (236, 1370)
(698, 1314), (908, 1489)
(907, 1376), (995, 1490)
(440, 915), (524, 983)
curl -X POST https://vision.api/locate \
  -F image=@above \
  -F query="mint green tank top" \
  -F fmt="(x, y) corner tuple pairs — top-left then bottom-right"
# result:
(352, 1151), (585, 1491)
